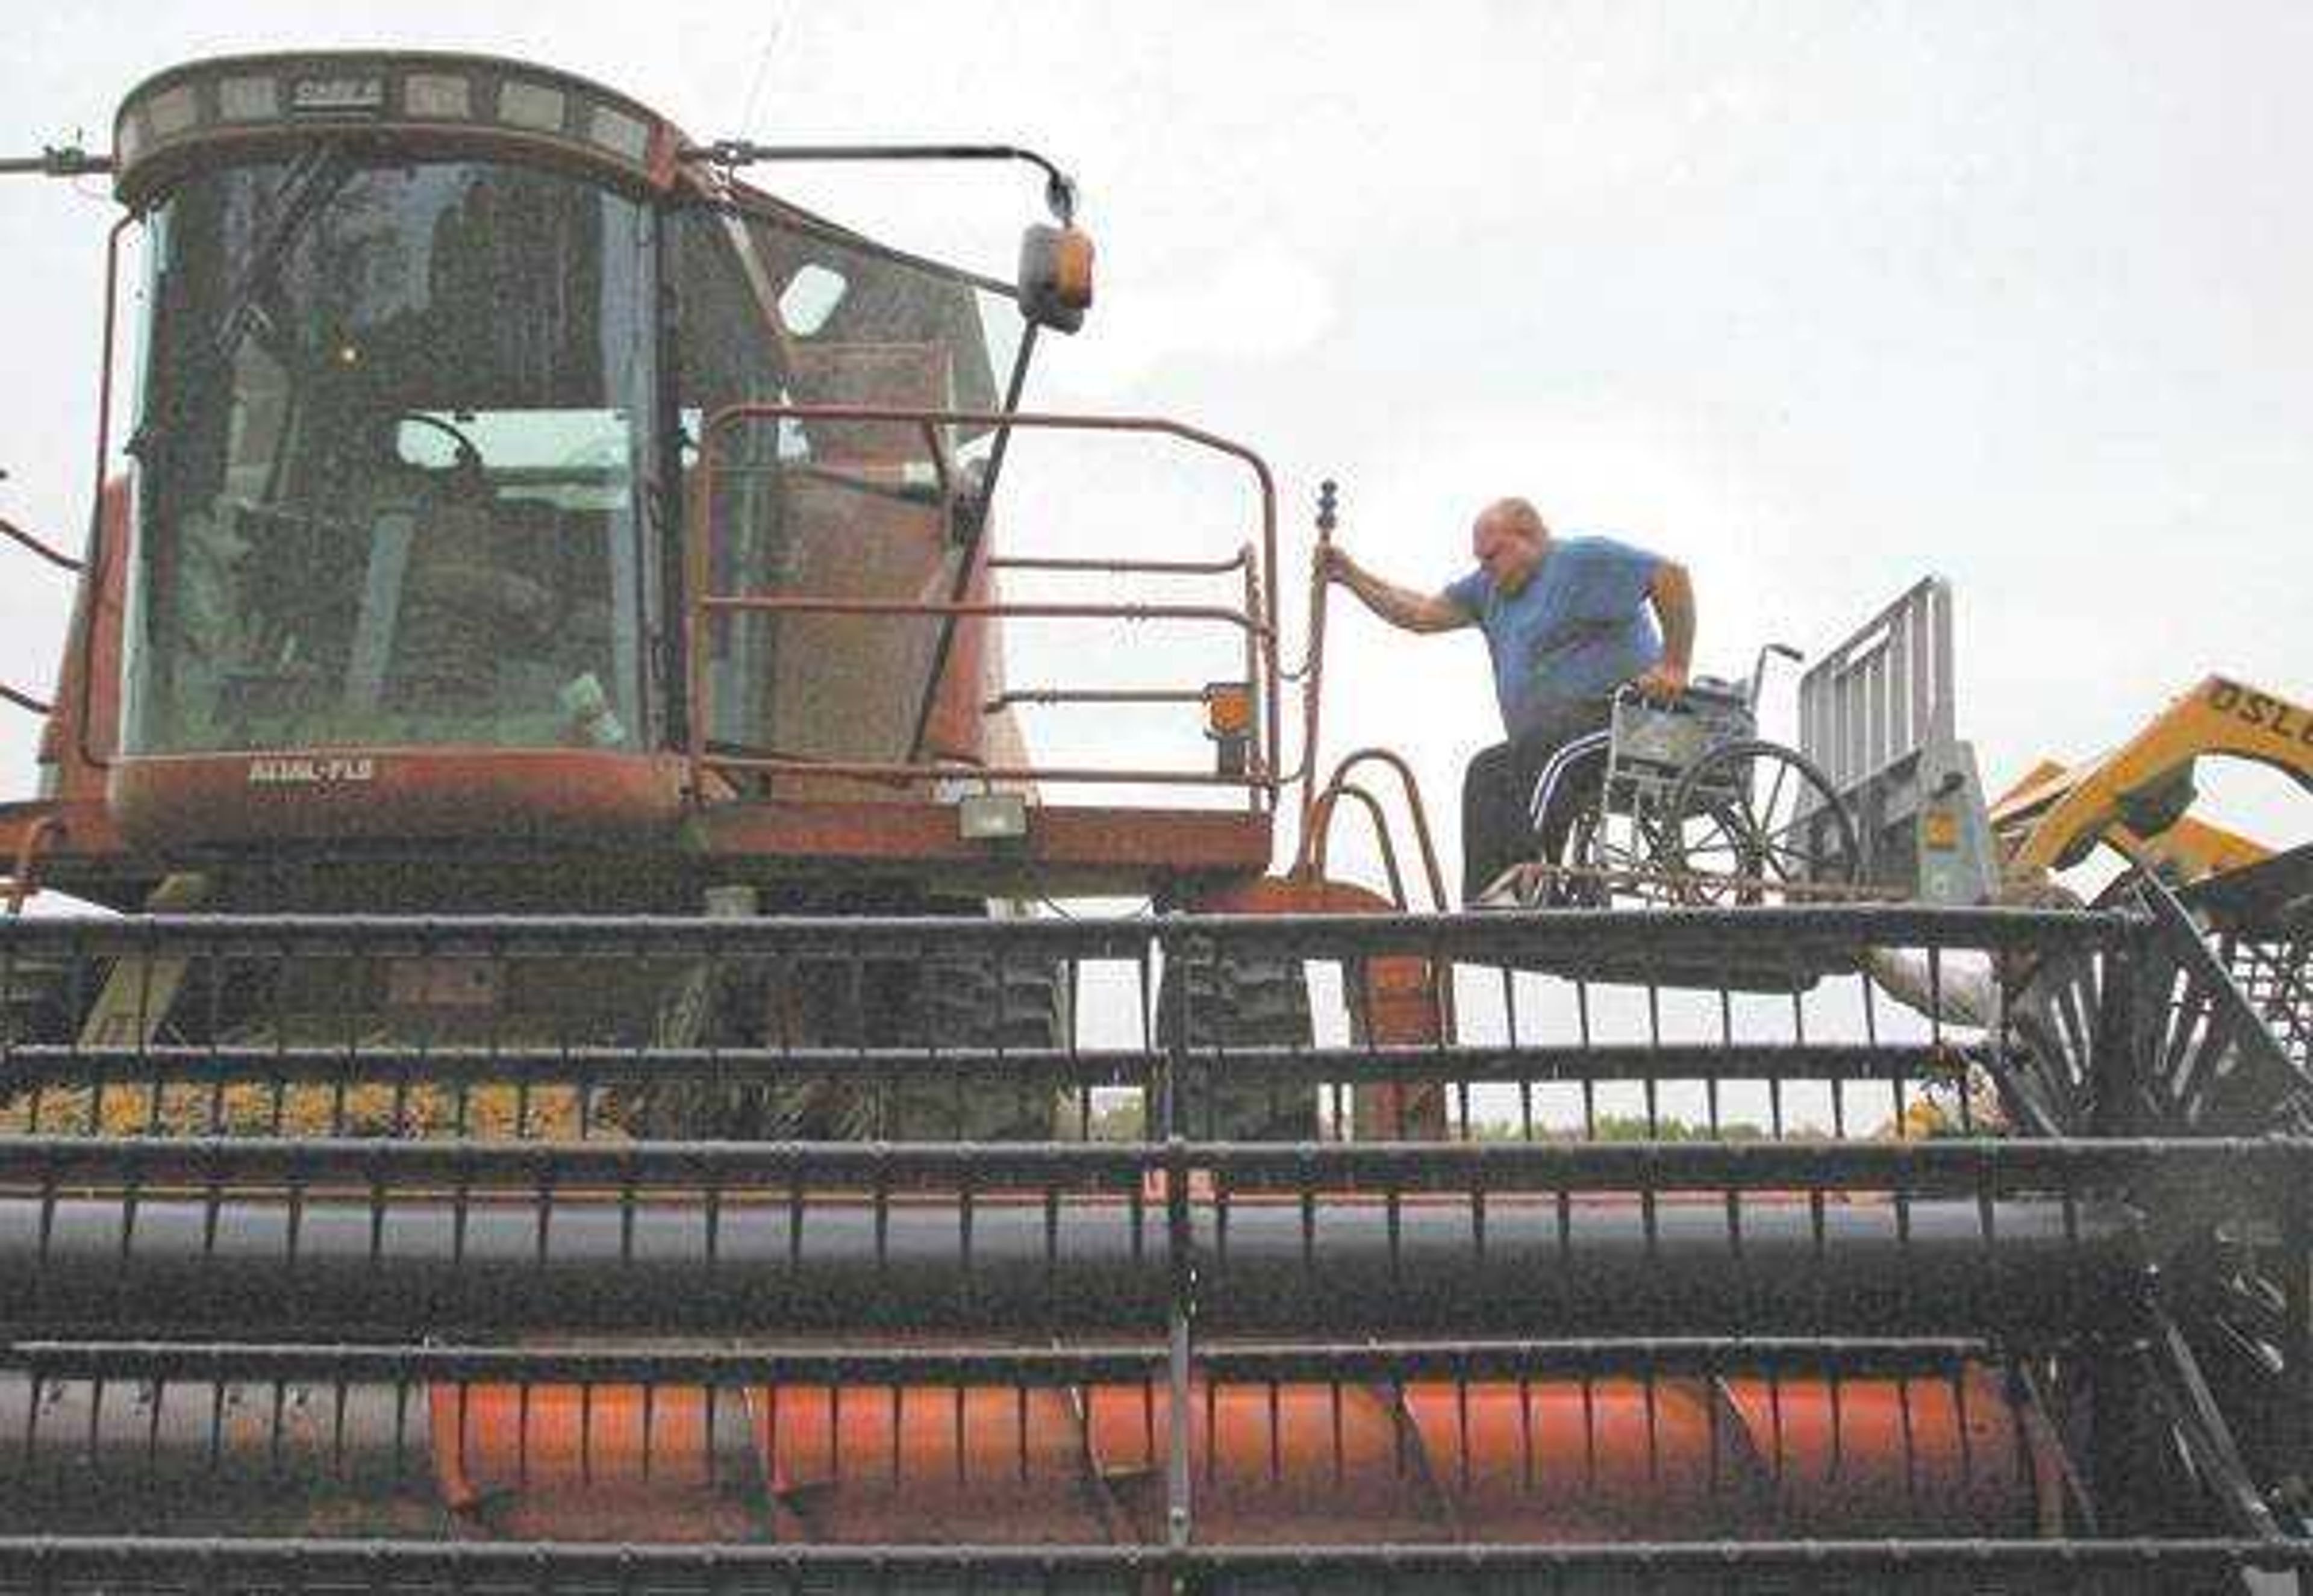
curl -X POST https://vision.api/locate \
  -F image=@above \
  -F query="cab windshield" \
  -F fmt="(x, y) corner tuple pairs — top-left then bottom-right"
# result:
(123, 153), (656, 755)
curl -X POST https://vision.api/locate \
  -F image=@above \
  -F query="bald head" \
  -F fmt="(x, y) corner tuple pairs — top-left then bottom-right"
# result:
(1471, 497), (1550, 593)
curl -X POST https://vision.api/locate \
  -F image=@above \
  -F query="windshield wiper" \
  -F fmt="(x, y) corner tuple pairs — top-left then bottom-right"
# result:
(209, 143), (354, 366)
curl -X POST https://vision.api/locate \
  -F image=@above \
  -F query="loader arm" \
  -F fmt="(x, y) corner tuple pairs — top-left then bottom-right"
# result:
(1992, 675), (2313, 877)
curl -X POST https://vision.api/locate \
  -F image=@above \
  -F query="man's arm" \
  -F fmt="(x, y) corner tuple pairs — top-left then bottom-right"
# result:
(1319, 546), (1470, 635)
(1631, 560), (1694, 698)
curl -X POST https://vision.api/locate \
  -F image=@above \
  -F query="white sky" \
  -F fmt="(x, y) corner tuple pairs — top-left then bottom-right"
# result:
(2, 1), (2307, 875)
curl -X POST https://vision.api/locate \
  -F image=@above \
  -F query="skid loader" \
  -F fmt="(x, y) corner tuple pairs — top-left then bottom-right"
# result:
(0, 50), (2309, 1593)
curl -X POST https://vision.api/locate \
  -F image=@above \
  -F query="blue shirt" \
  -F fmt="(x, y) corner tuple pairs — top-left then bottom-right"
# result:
(1444, 534), (1664, 735)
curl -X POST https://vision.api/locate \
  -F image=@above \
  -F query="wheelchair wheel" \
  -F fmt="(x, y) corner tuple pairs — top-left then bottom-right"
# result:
(1662, 739), (1861, 904)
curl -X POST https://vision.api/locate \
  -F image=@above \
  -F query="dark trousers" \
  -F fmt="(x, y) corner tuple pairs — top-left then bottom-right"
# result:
(1460, 699), (1612, 903)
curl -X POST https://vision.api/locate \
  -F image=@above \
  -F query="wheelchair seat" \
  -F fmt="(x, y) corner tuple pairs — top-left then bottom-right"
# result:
(1600, 675), (1755, 807)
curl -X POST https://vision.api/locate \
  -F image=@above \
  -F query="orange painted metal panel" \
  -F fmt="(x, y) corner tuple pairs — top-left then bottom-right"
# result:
(109, 749), (688, 847)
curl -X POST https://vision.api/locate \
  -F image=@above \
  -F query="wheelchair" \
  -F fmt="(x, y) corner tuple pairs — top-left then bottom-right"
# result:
(1523, 644), (1864, 909)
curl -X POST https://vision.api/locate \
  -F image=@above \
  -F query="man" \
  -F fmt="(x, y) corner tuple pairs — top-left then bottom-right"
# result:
(1864, 868), (2083, 1034)
(1320, 497), (1696, 903)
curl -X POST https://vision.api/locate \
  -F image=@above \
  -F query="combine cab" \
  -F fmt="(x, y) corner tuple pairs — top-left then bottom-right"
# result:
(1, 49), (2311, 1595)
(1, 51), (1269, 920)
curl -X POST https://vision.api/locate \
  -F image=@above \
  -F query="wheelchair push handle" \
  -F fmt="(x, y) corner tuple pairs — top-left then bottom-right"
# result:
(1612, 680), (1679, 717)
(1749, 642), (1805, 711)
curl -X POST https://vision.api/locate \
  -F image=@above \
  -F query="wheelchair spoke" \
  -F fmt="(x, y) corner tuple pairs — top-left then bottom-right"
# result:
(1760, 756), (1793, 837)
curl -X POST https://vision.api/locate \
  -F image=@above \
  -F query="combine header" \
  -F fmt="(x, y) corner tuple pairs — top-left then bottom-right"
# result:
(0, 48), (2309, 1594)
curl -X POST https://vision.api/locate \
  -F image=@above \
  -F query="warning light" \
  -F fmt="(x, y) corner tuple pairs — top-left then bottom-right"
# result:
(1204, 682), (1253, 738)
(1205, 682), (1253, 778)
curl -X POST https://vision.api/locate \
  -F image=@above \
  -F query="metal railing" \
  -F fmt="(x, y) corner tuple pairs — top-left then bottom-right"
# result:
(688, 404), (1282, 809)
(1800, 577), (1957, 798)
(1799, 578), (2002, 906)
(0, 516), (80, 575)
(0, 517), (75, 730)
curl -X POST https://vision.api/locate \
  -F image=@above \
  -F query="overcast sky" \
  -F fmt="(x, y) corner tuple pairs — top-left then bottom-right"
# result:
(1, 1), (2306, 877)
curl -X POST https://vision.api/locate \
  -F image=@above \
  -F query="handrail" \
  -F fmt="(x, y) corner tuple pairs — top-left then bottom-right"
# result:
(0, 682), (52, 717)
(1308, 781), (1410, 908)
(1303, 747), (1455, 914)
(0, 507), (81, 768)
(697, 595), (1260, 631)
(687, 755), (1263, 789)
(691, 402), (1281, 811)
(1291, 481), (1338, 820)
(1288, 480), (1453, 911)
(982, 687), (1210, 713)
(696, 594), (1265, 797)
(71, 214), (134, 776)
(989, 550), (1251, 576)
(4, 814), (61, 914)
(0, 516), (80, 572)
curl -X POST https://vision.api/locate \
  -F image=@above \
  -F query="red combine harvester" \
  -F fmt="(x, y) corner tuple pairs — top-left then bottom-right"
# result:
(0, 51), (2309, 1594)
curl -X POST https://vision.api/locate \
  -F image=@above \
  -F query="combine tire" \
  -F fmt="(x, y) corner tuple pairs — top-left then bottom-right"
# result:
(1156, 940), (1316, 1139)
(622, 932), (1072, 1142)
(0, 953), (75, 1049)
(891, 952), (1073, 1140)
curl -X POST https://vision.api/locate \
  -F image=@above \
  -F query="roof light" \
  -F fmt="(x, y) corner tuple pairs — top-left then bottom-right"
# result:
(216, 76), (278, 122)
(497, 79), (566, 134)
(143, 85), (199, 140)
(587, 104), (648, 161)
(404, 72), (472, 120)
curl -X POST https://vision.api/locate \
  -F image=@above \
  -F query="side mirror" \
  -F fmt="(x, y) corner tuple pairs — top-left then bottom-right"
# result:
(1019, 223), (1094, 334)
